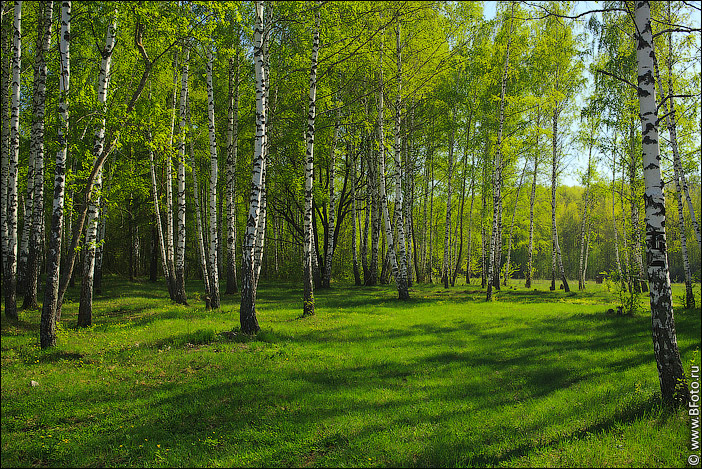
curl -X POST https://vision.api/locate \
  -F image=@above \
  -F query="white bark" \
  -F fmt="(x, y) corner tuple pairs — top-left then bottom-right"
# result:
(23, 0), (53, 309)
(78, 14), (116, 327)
(226, 35), (240, 294)
(206, 49), (220, 308)
(634, 0), (687, 406)
(240, 0), (266, 333)
(4, 0), (21, 319)
(322, 105), (340, 288)
(393, 23), (409, 293)
(0, 1), (11, 293)
(41, 0), (70, 348)
(303, 3), (320, 315)
(174, 46), (190, 305)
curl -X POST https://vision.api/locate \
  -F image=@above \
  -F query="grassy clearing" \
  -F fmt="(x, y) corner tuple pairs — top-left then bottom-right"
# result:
(1, 276), (700, 468)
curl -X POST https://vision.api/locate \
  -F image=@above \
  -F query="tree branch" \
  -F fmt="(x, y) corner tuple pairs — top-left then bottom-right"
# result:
(595, 69), (637, 91)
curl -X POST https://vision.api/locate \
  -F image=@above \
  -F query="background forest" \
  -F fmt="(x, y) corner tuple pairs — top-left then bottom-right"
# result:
(1, 0), (700, 333)
(1, 1), (701, 467)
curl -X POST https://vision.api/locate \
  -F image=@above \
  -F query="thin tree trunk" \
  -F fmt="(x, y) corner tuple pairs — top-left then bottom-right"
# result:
(551, 105), (569, 292)
(377, 26), (408, 300)
(633, 0), (688, 407)
(322, 104), (340, 289)
(578, 143), (593, 290)
(240, 0), (266, 333)
(465, 150), (476, 285)
(206, 49), (220, 308)
(226, 32), (240, 294)
(41, 1), (69, 348)
(504, 157), (528, 286)
(23, 0), (52, 309)
(487, 3), (512, 300)
(611, 142), (624, 285)
(351, 144), (362, 286)
(165, 51), (178, 299)
(173, 46), (190, 305)
(393, 22), (409, 293)
(188, 110), (211, 309)
(148, 123), (171, 296)
(526, 109), (540, 288)
(78, 13), (116, 326)
(0, 2), (12, 298)
(443, 108), (456, 289)
(653, 34), (695, 308)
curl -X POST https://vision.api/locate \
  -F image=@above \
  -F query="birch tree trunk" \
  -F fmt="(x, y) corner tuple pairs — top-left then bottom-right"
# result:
(525, 110), (540, 288)
(465, 150), (476, 285)
(23, 0), (52, 309)
(578, 143), (593, 290)
(78, 14), (116, 327)
(0, 2), (11, 295)
(368, 136), (380, 286)
(393, 23), (409, 293)
(3, 0), (20, 319)
(165, 51), (178, 299)
(172, 45), (190, 305)
(188, 110), (211, 309)
(633, 0), (689, 407)
(442, 108), (455, 289)
(226, 34), (240, 294)
(611, 144), (624, 285)
(240, 0), (266, 333)
(550, 106), (570, 292)
(322, 105), (340, 289)
(652, 38), (695, 308)
(351, 146), (362, 285)
(148, 125), (171, 298)
(302, 2), (319, 315)
(206, 49), (220, 308)
(41, 1), (69, 347)
(504, 158), (528, 286)
(378, 27), (408, 300)
(486, 4), (512, 301)
(360, 145), (370, 283)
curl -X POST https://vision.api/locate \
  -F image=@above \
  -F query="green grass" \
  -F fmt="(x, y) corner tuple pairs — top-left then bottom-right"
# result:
(1, 276), (700, 468)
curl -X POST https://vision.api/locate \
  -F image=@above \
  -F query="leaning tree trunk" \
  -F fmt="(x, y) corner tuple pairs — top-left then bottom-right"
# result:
(206, 49), (220, 308)
(633, 0), (688, 407)
(23, 0), (52, 310)
(4, 0), (21, 319)
(465, 150), (476, 285)
(78, 14), (116, 327)
(148, 123), (172, 298)
(240, 0), (266, 333)
(41, 1), (69, 348)
(173, 45), (190, 306)
(487, 3), (512, 301)
(226, 34), (240, 294)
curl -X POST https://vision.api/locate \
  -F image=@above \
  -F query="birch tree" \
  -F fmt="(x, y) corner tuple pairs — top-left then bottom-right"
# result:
(302, 1), (320, 315)
(78, 13), (117, 327)
(173, 45), (190, 305)
(206, 48), (220, 309)
(240, 0), (266, 333)
(226, 32), (241, 294)
(3, 0), (20, 319)
(41, 0), (70, 348)
(633, 0), (688, 407)
(23, 1), (52, 309)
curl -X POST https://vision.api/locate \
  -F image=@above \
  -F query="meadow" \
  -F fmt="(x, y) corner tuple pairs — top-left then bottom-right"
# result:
(1, 276), (700, 468)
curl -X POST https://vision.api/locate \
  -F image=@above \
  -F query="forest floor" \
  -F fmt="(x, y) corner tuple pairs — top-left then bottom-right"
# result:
(1, 276), (700, 468)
